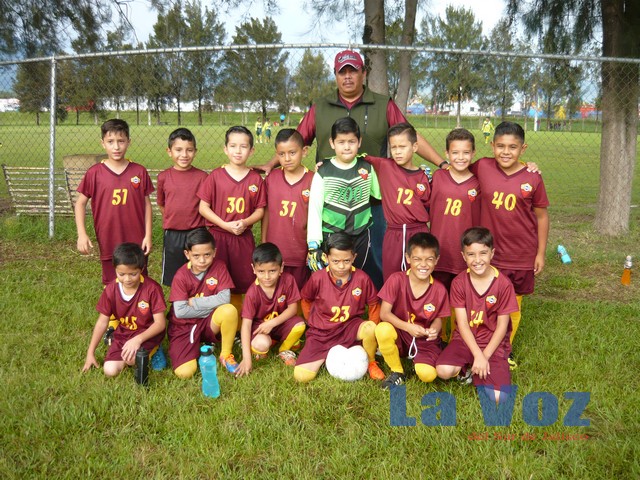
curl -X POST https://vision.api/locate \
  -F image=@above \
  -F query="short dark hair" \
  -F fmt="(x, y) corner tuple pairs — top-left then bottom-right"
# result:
(406, 232), (440, 257)
(112, 243), (146, 269)
(275, 128), (305, 148)
(252, 242), (283, 265)
(185, 228), (216, 251)
(388, 122), (417, 144)
(331, 117), (360, 140)
(446, 128), (476, 151)
(101, 119), (129, 139)
(325, 232), (355, 254)
(225, 125), (254, 148)
(168, 128), (197, 149)
(461, 227), (494, 250)
(494, 121), (525, 143)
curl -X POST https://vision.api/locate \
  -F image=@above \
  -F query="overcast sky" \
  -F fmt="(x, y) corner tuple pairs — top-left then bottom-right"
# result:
(124, 0), (507, 45)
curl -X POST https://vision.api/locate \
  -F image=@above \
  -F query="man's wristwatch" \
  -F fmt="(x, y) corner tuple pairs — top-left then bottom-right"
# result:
(438, 160), (450, 169)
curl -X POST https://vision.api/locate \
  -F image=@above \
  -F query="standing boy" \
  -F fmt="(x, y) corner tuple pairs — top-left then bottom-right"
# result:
(167, 228), (239, 377)
(156, 128), (208, 286)
(294, 233), (385, 383)
(198, 126), (266, 312)
(363, 123), (431, 281)
(75, 119), (154, 285)
(235, 243), (306, 376)
(470, 121), (549, 368)
(436, 227), (519, 402)
(481, 117), (494, 144)
(82, 243), (166, 377)
(262, 129), (314, 289)
(307, 116), (382, 288)
(375, 233), (450, 389)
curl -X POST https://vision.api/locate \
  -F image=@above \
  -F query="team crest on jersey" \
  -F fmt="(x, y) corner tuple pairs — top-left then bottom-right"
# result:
(352, 287), (362, 298)
(486, 295), (497, 308)
(277, 295), (286, 304)
(206, 277), (218, 291)
(520, 183), (533, 197)
(468, 188), (478, 202)
(416, 183), (426, 196)
(248, 184), (258, 196)
(301, 189), (310, 203)
(130, 176), (141, 189)
(423, 303), (436, 318)
(357, 168), (369, 180)
(138, 300), (149, 314)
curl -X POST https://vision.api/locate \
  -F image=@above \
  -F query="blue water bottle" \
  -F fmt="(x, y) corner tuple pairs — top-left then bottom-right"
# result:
(198, 345), (220, 398)
(557, 245), (572, 264)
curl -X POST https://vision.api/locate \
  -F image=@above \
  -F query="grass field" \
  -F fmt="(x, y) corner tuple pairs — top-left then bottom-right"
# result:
(1, 113), (639, 478)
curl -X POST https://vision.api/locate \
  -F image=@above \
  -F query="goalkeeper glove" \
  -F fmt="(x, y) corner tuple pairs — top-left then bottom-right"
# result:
(307, 241), (328, 272)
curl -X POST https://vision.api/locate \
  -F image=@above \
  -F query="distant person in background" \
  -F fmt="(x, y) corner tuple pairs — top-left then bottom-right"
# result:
(264, 118), (272, 143)
(254, 117), (263, 144)
(481, 116), (494, 144)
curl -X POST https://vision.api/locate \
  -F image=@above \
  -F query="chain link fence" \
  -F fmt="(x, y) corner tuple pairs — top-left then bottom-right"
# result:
(0, 44), (638, 232)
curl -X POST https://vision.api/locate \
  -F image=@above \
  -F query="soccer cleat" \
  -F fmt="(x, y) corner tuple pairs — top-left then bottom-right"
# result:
(381, 371), (406, 390)
(103, 326), (115, 346)
(457, 368), (473, 385)
(508, 353), (518, 370)
(278, 350), (297, 367)
(220, 354), (239, 374)
(368, 361), (385, 381)
(150, 345), (167, 371)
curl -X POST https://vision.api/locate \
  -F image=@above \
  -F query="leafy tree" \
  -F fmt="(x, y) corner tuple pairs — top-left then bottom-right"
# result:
(14, 63), (50, 125)
(508, 0), (640, 234)
(291, 49), (333, 111)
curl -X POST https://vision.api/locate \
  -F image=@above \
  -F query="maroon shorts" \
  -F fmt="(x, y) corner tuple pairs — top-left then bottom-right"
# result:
(499, 268), (534, 295)
(296, 318), (365, 365)
(101, 258), (148, 286)
(436, 337), (511, 389)
(284, 265), (311, 291)
(105, 328), (164, 362)
(167, 318), (220, 368)
(209, 229), (255, 294)
(432, 270), (457, 292)
(250, 315), (304, 343)
(382, 224), (429, 281)
(395, 329), (442, 367)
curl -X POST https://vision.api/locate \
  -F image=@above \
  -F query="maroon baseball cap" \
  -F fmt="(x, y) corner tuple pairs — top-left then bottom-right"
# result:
(334, 50), (364, 72)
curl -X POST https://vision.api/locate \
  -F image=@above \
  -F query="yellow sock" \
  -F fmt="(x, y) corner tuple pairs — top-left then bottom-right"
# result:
(230, 294), (244, 330)
(509, 295), (523, 344)
(251, 345), (269, 356)
(440, 308), (457, 343)
(357, 320), (378, 362)
(211, 304), (238, 358)
(174, 359), (197, 379)
(294, 366), (316, 383)
(415, 363), (437, 383)
(279, 323), (306, 352)
(375, 321), (403, 373)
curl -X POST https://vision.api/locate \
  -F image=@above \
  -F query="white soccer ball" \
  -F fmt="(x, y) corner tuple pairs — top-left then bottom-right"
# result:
(325, 345), (368, 382)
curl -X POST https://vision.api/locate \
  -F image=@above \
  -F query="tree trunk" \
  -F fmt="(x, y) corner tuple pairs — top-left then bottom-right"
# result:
(362, 0), (389, 96)
(395, 0), (418, 114)
(595, 0), (640, 235)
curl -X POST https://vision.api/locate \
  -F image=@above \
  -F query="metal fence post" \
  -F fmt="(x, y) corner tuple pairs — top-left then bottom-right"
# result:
(48, 56), (57, 238)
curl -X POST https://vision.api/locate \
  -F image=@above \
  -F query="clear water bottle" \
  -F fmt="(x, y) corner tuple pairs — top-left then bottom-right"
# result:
(134, 347), (149, 386)
(198, 345), (220, 398)
(557, 245), (572, 264)
(621, 255), (632, 286)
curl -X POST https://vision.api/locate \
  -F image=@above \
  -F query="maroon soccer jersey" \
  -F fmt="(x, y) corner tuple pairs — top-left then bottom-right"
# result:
(449, 267), (518, 355)
(196, 166), (266, 231)
(96, 275), (166, 333)
(264, 168), (314, 267)
(364, 156), (430, 226)
(471, 157), (549, 270)
(156, 167), (208, 230)
(378, 271), (450, 329)
(430, 169), (481, 275)
(168, 259), (235, 324)
(77, 161), (154, 260)
(241, 271), (302, 322)
(301, 267), (378, 333)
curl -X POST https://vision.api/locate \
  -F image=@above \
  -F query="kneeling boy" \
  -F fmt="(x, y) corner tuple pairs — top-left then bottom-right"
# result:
(375, 233), (450, 389)
(82, 243), (166, 377)
(167, 228), (239, 378)
(436, 227), (518, 402)
(294, 233), (385, 383)
(236, 243), (306, 376)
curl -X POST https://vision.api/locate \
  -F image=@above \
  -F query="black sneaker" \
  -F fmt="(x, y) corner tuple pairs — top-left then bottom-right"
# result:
(103, 326), (115, 346)
(381, 372), (406, 390)
(507, 353), (518, 370)
(457, 368), (473, 385)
